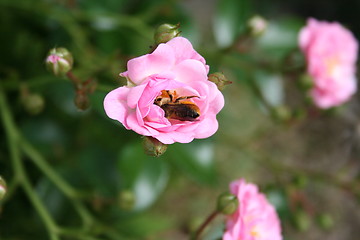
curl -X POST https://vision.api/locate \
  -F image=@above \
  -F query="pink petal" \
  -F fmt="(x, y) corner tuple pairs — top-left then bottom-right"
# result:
(154, 131), (195, 144)
(126, 112), (159, 136)
(153, 133), (175, 144)
(126, 44), (176, 85)
(103, 86), (131, 126)
(207, 82), (225, 114)
(173, 59), (208, 84)
(193, 115), (219, 139)
(127, 84), (147, 108)
(167, 37), (207, 67)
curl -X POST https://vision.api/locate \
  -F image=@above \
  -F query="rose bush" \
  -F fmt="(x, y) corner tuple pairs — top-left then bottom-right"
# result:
(299, 18), (358, 109)
(223, 179), (282, 240)
(103, 37), (224, 144)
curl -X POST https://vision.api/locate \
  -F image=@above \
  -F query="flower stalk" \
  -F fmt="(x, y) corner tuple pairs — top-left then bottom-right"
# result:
(191, 210), (219, 240)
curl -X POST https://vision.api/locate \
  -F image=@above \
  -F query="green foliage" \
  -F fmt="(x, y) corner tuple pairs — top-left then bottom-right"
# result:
(1, 0), (360, 240)
(214, 0), (253, 47)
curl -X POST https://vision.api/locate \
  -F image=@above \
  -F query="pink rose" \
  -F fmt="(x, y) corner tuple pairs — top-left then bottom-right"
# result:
(103, 37), (224, 144)
(299, 18), (358, 109)
(223, 179), (282, 240)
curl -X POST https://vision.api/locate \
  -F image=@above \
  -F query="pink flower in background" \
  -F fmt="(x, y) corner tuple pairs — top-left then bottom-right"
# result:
(299, 18), (358, 109)
(103, 37), (224, 144)
(223, 179), (282, 240)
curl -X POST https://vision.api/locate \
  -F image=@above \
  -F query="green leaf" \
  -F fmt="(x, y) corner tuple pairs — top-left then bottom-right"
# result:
(167, 141), (217, 185)
(117, 142), (169, 211)
(76, 146), (121, 195)
(265, 188), (290, 220)
(255, 71), (284, 107)
(256, 17), (303, 59)
(213, 0), (252, 47)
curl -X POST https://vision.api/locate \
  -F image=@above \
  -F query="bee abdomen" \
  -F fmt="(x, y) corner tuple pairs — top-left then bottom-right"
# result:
(161, 103), (200, 121)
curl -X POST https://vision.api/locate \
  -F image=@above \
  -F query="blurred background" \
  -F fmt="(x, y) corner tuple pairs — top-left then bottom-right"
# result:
(1, 0), (360, 239)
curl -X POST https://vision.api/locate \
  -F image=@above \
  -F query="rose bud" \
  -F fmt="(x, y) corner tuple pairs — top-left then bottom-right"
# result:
(22, 93), (45, 115)
(208, 72), (232, 91)
(217, 192), (238, 215)
(154, 23), (181, 45)
(118, 190), (135, 210)
(46, 47), (73, 76)
(74, 92), (90, 111)
(143, 136), (167, 157)
(0, 176), (6, 201)
(247, 15), (268, 36)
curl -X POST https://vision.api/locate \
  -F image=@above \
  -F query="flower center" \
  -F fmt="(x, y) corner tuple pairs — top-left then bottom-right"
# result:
(325, 56), (340, 76)
(154, 90), (200, 121)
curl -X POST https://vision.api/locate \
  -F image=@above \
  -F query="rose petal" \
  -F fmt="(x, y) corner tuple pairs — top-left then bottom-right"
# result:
(126, 112), (159, 136)
(103, 86), (131, 126)
(154, 131), (195, 144)
(207, 82), (225, 114)
(193, 115), (219, 139)
(126, 44), (176, 85)
(166, 37), (207, 66)
(173, 59), (208, 84)
(127, 84), (147, 108)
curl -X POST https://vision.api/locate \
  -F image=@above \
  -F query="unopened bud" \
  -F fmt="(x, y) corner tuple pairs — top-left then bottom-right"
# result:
(217, 192), (238, 215)
(154, 23), (181, 45)
(247, 15), (267, 36)
(22, 93), (45, 115)
(208, 72), (232, 91)
(298, 74), (313, 91)
(74, 93), (90, 111)
(143, 136), (167, 157)
(272, 105), (292, 122)
(118, 190), (135, 210)
(46, 47), (73, 76)
(316, 213), (334, 230)
(0, 176), (6, 201)
(292, 175), (308, 189)
(293, 209), (311, 232)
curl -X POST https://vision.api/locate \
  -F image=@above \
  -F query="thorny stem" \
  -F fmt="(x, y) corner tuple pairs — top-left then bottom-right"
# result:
(191, 210), (219, 240)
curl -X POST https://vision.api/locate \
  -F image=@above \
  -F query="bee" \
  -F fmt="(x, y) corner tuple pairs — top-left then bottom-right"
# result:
(154, 90), (200, 121)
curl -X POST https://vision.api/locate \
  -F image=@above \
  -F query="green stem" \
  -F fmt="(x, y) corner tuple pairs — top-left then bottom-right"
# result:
(191, 210), (219, 240)
(0, 87), (59, 240)
(72, 199), (94, 229)
(21, 137), (97, 229)
(20, 137), (79, 199)
(57, 227), (101, 240)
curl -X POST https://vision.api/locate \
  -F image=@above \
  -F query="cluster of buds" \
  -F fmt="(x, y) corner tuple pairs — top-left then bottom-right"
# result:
(46, 47), (96, 111)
